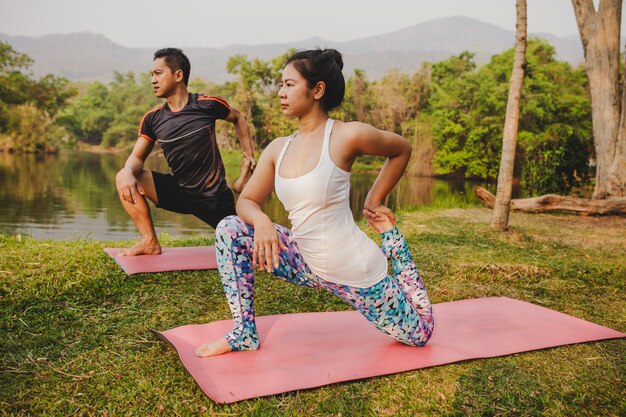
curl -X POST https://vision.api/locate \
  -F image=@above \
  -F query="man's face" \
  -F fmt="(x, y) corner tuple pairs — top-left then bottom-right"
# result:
(150, 57), (181, 98)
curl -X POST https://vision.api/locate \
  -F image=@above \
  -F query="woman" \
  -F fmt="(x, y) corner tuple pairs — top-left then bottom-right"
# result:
(196, 49), (433, 357)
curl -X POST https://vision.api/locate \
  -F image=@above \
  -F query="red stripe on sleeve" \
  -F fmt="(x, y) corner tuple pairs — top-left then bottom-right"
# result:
(137, 105), (162, 141)
(198, 95), (231, 110)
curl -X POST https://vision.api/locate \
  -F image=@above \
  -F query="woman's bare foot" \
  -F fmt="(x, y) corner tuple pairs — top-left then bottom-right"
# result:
(233, 153), (254, 193)
(117, 238), (162, 256)
(195, 337), (232, 358)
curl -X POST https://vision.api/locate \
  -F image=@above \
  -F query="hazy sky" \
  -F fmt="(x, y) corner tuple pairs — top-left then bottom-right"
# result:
(0, 0), (623, 48)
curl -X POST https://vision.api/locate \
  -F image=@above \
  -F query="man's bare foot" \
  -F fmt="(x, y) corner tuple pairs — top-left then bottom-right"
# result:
(232, 153), (254, 193)
(195, 337), (232, 358)
(117, 239), (162, 256)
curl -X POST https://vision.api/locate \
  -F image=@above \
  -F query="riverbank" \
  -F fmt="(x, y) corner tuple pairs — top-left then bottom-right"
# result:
(1, 208), (624, 416)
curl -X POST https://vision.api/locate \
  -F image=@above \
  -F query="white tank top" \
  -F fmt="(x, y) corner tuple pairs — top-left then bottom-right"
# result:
(274, 119), (388, 288)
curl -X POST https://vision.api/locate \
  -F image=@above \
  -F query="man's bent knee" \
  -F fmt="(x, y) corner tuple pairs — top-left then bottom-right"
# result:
(136, 170), (158, 203)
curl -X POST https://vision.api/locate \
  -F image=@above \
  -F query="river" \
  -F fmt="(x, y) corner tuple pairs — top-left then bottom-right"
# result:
(0, 151), (500, 241)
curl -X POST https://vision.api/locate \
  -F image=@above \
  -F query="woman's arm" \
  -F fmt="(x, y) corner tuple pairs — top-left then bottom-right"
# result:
(341, 122), (412, 222)
(236, 139), (287, 271)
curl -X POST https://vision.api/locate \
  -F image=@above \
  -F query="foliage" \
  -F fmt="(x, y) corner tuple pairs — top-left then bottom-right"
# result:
(56, 82), (111, 144)
(519, 124), (590, 195)
(0, 41), (34, 118)
(0, 41), (76, 152)
(339, 66), (431, 133)
(225, 51), (297, 148)
(428, 39), (592, 195)
(0, 38), (596, 195)
(57, 72), (159, 147)
(0, 41), (33, 70)
(335, 66), (433, 175)
(0, 103), (69, 152)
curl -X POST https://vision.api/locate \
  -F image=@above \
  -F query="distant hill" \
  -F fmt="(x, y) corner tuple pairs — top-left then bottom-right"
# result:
(0, 16), (610, 83)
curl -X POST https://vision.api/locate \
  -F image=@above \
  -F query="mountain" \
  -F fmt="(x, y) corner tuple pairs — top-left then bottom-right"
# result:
(0, 16), (604, 83)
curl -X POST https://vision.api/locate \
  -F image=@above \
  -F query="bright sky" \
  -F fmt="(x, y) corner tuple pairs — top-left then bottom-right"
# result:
(0, 0), (623, 48)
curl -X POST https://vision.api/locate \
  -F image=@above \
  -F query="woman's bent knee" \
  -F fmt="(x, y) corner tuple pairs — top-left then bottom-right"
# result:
(216, 215), (245, 237)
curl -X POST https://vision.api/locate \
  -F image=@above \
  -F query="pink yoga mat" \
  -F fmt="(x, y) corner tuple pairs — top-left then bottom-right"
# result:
(154, 297), (624, 403)
(103, 246), (217, 274)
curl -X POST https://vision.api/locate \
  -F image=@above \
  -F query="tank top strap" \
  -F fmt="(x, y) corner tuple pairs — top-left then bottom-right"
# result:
(275, 131), (298, 176)
(320, 118), (335, 163)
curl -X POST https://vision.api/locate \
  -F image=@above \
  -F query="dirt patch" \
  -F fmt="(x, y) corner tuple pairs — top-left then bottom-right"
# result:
(456, 262), (549, 280)
(508, 212), (626, 250)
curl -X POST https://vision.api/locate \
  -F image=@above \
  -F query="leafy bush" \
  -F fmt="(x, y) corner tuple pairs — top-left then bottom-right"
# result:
(428, 39), (592, 195)
(0, 41), (75, 152)
(519, 124), (590, 194)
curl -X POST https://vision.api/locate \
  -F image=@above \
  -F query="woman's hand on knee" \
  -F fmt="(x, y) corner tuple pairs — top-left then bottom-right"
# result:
(363, 204), (395, 234)
(363, 202), (395, 224)
(252, 217), (288, 272)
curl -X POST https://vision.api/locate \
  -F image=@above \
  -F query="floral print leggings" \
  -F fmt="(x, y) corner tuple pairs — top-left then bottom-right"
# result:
(214, 215), (434, 351)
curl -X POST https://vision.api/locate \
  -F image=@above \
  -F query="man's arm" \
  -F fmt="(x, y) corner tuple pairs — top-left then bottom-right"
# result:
(116, 137), (154, 204)
(224, 107), (256, 169)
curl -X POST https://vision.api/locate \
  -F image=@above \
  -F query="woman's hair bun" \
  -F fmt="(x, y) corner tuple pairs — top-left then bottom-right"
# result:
(321, 49), (344, 70)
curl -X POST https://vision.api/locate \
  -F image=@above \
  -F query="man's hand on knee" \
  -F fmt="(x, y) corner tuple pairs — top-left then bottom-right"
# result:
(116, 169), (144, 204)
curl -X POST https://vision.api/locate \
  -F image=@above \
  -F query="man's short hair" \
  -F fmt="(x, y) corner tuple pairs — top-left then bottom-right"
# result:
(153, 48), (191, 86)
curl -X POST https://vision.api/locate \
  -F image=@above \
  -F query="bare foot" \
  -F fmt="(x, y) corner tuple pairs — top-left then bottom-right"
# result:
(367, 212), (395, 234)
(117, 239), (162, 256)
(195, 337), (232, 358)
(232, 153), (254, 193)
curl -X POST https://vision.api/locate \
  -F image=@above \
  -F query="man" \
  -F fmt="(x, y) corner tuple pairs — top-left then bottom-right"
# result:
(115, 48), (255, 256)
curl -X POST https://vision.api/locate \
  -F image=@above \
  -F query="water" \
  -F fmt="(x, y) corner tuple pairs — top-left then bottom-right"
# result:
(0, 151), (498, 241)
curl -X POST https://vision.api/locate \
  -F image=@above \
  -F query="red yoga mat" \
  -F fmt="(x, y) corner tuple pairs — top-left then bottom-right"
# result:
(154, 297), (624, 404)
(103, 246), (217, 274)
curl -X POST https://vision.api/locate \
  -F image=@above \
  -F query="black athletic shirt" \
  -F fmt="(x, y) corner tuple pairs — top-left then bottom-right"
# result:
(138, 93), (231, 197)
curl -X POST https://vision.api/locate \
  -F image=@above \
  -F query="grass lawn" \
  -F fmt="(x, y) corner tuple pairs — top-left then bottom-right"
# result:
(1, 208), (624, 416)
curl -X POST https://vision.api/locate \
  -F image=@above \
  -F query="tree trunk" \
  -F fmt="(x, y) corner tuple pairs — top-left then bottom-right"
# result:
(571, 0), (626, 198)
(491, 0), (527, 230)
(476, 186), (626, 215)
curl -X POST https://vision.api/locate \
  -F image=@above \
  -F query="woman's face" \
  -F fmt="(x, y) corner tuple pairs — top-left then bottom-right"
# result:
(278, 63), (316, 117)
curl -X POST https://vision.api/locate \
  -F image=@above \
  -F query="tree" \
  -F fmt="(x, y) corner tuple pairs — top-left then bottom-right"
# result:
(0, 41), (33, 117)
(428, 40), (591, 193)
(429, 52), (484, 178)
(56, 82), (111, 144)
(491, 0), (527, 230)
(348, 69), (369, 122)
(0, 42), (75, 116)
(226, 51), (296, 148)
(571, 0), (625, 198)
(1, 103), (67, 152)
(369, 69), (413, 133)
(56, 72), (158, 147)
(102, 72), (157, 147)
(0, 41), (76, 152)
(226, 54), (274, 146)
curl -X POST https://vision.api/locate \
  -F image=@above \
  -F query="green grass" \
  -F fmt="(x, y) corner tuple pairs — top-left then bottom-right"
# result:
(1, 209), (624, 416)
